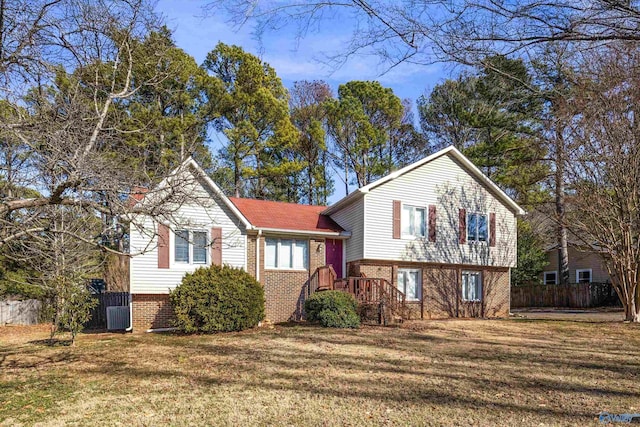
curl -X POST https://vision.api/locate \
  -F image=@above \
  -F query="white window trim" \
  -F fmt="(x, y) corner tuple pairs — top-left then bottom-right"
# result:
(466, 212), (489, 244)
(398, 268), (422, 302)
(461, 270), (483, 302)
(576, 268), (592, 283)
(173, 229), (209, 266)
(401, 203), (428, 240)
(265, 238), (309, 271)
(543, 270), (558, 285)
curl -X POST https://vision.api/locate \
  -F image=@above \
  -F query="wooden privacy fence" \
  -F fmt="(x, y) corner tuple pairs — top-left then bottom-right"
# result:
(511, 282), (621, 308)
(0, 299), (41, 325)
(85, 292), (129, 329)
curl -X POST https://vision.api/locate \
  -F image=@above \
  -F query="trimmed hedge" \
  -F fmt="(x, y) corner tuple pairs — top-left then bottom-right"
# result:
(170, 265), (265, 333)
(304, 290), (360, 328)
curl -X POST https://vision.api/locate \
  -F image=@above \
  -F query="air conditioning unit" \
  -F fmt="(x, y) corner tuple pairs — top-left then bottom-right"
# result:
(107, 306), (130, 331)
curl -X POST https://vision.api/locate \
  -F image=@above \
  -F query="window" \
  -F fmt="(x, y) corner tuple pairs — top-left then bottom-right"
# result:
(462, 271), (482, 301)
(398, 269), (421, 301)
(192, 231), (208, 264)
(265, 238), (308, 270)
(175, 230), (208, 264)
(576, 269), (592, 283)
(467, 213), (488, 242)
(402, 205), (426, 238)
(175, 230), (190, 263)
(543, 271), (558, 285)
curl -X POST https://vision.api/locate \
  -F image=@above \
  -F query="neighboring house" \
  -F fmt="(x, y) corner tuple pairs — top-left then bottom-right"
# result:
(542, 244), (610, 285)
(129, 146), (524, 331)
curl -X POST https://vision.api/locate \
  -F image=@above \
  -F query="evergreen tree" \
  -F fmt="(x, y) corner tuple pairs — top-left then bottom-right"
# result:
(202, 43), (300, 199)
(325, 80), (404, 193)
(418, 56), (549, 206)
(289, 80), (334, 205)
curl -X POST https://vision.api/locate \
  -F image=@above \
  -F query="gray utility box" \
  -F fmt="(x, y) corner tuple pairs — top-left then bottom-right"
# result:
(106, 306), (130, 331)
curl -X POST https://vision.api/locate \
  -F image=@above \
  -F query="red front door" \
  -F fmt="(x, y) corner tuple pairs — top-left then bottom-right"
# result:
(325, 239), (343, 278)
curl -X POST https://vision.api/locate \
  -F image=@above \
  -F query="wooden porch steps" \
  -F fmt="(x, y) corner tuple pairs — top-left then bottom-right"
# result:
(308, 266), (408, 325)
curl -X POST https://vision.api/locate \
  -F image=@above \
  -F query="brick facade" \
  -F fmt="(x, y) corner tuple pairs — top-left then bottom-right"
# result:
(261, 237), (326, 323)
(347, 260), (510, 319)
(132, 294), (174, 331)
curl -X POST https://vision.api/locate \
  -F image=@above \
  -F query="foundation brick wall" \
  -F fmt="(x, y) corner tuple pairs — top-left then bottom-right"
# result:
(347, 260), (511, 319)
(263, 270), (310, 322)
(132, 294), (174, 331)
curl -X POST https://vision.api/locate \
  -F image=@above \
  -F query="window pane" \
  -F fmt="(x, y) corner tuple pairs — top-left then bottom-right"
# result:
(544, 272), (557, 285)
(578, 270), (591, 283)
(193, 231), (207, 264)
(293, 240), (308, 269)
(398, 270), (420, 301)
(416, 208), (426, 237)
(175, 230), (189, 263)
(402, 206), (412, 236)
(467, 214), (478, 241)
(478, 214), (488, 241)
(469, 274), (477, 300)
(408, 271), (420, 300)
(462, 272), (482, 301)
(397, 271), (405, 295)
(279, 239), (293, 268)
(462, 273), (469, 300)
(265, 239), (277, 268)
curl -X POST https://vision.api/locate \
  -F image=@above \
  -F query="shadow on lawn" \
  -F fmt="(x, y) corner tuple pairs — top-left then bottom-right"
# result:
(52, 325), (636, 423)
(5, 322), (639, 424)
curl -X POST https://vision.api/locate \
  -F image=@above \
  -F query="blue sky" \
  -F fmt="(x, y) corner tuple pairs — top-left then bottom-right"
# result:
(156, 1), (448, 100)
(155, 1), (452, 201)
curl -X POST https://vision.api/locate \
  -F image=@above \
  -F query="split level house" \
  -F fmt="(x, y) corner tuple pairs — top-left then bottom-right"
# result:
(129, 146), (525, 331)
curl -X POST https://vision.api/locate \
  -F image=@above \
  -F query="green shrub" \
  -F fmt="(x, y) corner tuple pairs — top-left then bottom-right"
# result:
(304, 290), (360, 328)
(170, 265), (265, 333)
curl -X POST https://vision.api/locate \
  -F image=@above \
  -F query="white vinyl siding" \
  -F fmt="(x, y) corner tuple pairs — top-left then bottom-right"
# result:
(129, 173), (247, 294)
(329, 198), (364, 262)
(361, 153), (517, 267)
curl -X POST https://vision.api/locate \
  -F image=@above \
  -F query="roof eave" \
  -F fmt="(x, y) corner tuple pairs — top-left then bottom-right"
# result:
(254, 227), (350, 238)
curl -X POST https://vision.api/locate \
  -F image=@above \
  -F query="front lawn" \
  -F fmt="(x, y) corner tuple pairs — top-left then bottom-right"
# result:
(1, 319), (639, 426)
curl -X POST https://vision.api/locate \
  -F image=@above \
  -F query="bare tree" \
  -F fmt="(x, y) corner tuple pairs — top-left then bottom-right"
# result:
(563, 43), (640, 322)
(208, 1), (640, 67)
(0, 1), (205, 253)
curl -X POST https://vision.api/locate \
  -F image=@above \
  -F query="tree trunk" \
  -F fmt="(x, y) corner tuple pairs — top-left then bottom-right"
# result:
(624, 296), (640, 322)
(555, 129), (570, 285)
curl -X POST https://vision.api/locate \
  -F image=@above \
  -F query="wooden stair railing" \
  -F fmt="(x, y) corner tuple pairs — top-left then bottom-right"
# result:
(308, 268), (408, 324)
(307, 265), (337, 295)
(333, 277), (407, 324)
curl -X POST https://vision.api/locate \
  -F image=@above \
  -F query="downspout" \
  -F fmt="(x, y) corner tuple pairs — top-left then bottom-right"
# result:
(256, 230), (262, 282)
(126, 293), (133, 332)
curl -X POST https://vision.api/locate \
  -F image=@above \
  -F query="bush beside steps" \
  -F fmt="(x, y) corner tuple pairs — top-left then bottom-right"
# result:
(304, 290), (360, 328)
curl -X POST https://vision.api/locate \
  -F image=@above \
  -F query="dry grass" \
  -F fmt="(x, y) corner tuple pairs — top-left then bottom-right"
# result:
(2, 318), (640, 426)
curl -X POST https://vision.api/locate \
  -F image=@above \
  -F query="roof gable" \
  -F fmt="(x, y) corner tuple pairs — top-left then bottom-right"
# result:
(323, 146), (525, 216)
